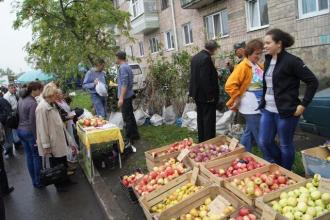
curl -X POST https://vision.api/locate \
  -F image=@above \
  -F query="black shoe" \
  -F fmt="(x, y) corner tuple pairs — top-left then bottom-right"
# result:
(56, 186), (68, 193)
(2, 187), (14, 196)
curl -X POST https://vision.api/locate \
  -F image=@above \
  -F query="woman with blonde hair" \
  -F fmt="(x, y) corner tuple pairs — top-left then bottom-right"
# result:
(36, 83), (76, 192)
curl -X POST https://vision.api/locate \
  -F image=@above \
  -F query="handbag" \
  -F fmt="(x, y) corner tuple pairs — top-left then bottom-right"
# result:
(6, 111), (19, 129)
(40, 156), (67, 186)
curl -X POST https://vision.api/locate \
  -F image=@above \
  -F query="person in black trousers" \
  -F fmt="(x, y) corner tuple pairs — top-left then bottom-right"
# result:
(189, 40), (220, 143)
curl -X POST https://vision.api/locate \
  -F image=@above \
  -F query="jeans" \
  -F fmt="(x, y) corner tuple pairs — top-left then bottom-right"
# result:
(121, 97), (139, 141)
(240, 114), (261, 152)
(196, 102), (216, 143)
(91, 93), (107, 118)
(3, 127), (13, 154)
(17, 129), (42, 187)
(258, 109), (299, 170)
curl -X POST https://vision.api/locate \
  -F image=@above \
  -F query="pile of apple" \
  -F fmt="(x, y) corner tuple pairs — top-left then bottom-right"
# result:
(121, 171), (144, 188)
(270, 174), (330, 220)
(78, 116), (108, 128)
(134, 158), (187, 196)
(152, 139), (194, 158)
(229, 207), (258, 220)
(170, 197), (235, 220)
(209, 156), (265, 178)
(229, 170), (297, 197)
(150, 183), (203, 213)
(189, 144), (232, 163)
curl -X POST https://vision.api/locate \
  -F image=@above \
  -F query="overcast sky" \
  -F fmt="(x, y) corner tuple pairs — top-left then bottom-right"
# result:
(0, 1), (32, 74)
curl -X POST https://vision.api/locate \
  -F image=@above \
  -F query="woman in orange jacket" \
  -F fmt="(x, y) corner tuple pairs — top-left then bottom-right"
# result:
(225, 39), (265, 152)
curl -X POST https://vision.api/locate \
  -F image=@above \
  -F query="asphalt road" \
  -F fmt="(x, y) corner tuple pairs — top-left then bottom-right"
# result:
(3, 148), (107, 220)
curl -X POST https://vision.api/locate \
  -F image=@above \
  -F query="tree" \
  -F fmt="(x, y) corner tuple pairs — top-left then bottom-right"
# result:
(0, 68), (16, 76)
(13, 0), (131, 80)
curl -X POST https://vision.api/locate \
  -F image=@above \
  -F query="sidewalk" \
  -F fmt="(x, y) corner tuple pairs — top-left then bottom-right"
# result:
(3, 148), (107, 220)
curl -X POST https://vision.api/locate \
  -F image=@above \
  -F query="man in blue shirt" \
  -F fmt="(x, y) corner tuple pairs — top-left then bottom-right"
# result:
(116, 51), (139, 143)
(82, 58), (107, 118)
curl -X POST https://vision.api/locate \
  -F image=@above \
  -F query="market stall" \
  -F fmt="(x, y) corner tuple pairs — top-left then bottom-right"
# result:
(77, 116), (125, 182)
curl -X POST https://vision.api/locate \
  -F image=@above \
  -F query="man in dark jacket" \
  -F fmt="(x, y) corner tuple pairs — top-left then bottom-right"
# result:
(189, 40), (220, 143)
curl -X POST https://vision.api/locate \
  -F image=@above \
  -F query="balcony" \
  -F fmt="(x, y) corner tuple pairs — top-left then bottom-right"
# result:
(130, 0), (159, 34)
(180, 0), (217, 9)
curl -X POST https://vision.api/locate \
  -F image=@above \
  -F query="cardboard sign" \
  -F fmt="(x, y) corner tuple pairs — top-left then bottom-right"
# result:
(191, 167), (199, 185)
(229, 138), (239, 151)
(261, 205), (276, 220)
(177, 148), (190, 162)
(208, 195), (230, 216)
(319, 178), (330, 193)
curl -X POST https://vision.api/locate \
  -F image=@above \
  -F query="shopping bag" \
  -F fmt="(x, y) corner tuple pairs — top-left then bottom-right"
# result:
(40, 156), (67, 186)
(150, 114), (163, 126)
(162, 105), (176, 125)
(96, 82), (108, 97)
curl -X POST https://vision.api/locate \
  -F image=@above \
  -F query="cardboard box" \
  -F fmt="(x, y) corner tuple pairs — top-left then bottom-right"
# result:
(157, 185), (243, 220)
(223, 164), (305, 207)
(301, 146), (330, 178)
(139, 169), (210, 220)
(200, 152), (270, 186)
(255, 178), (330, 220)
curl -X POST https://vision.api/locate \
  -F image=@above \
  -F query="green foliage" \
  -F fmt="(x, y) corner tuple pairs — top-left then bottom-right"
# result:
(0, 68), (16, 76)
(13, 0), (131, 80)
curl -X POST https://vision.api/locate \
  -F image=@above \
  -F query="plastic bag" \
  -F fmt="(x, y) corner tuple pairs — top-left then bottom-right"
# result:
(216, 110), (234, 134)
(182, 103), (196, 117)
(109, 112), (124, 129)
(80, 108), (93, 119)
(96, 82), (108, 97)
(150, 114), (163, 126)
(134, 108), (149, 126)
(162, 105), (176, 125)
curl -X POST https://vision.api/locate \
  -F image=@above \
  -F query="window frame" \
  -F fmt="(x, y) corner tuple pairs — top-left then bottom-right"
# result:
(182, 22), (194, 45)
(138, 41), (144, 57)
(164, 30), (175, 51)
(245, 0), (270, 32)
(131, 0), (144, 20)
(204, 9), (229, 40)
(297, 0), (330, 19)
(161, 0), (169, 10)
(149, 37), (160, 54)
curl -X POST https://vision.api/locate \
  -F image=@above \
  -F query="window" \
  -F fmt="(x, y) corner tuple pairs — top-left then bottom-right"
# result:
(164, 31), (175, 50)
(138, 42), (144, 57)
(182, 22), (193, 45)
(130, 45), (134, 57)
(204, 9), (229, 39)
(131, 0), (144, 19)
(298, 0), (329, 19)
(161, 0), (169, 10)
(246, 0), (269, 31)
(149, 37), (159, 53)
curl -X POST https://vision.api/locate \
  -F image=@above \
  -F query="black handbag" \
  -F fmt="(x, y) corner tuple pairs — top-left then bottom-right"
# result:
(40, 156), (67, 186)
(6, 111), (19, 129)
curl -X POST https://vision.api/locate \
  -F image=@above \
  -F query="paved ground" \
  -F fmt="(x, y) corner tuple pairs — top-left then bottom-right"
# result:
(3, 148), (107, 220)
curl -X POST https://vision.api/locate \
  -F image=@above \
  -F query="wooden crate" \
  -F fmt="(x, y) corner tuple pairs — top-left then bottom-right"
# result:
(139, 170), (210, 220)
(200, 152), (270, 186)
(255, 178), (330, 220)
(229, 205), (261, 220)
(145, 138), (194, 171)
(223, 164), (306, 207)
(157, 185), (243, 220)
(187, 135), (245, 168)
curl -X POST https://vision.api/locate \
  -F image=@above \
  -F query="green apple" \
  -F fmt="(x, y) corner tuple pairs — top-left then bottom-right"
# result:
(294, 189), (300, 196)
(321, 192), (330, 205)
(288, 191), (296, 198)
(297, 202), (308, 213)
(270, 200), (278, 206)
(310, 190), (321, 200)
(280, 192), (288, 199)
(316, 210), (324, 217)
(327, 203), (330, 211)
(279, 198), (288, 207)
(294, 211), (303, 220)
(308, 186), (318, 193)
(272, 203), (282, 212)
(298, 196), (308, 203)
(301, 214), (313, 220)
(283, 206), (294, 214)
(306, 182), (314, 189)
(312, 179), (319, 187)
(306, 207), (316, 217)
(288, 197), (298, 207)
(315, 199), (325, 209)
(315, 206), (323, 213)
(284, 212), (294, 220)
(307, 199), (315, 207)
(299, 187), (309, 194)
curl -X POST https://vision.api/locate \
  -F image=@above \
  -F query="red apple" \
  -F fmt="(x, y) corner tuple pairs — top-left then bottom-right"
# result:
(266, 177), (274, 186)
(239, 208), (250, 216)
(277, 175), (287, 184)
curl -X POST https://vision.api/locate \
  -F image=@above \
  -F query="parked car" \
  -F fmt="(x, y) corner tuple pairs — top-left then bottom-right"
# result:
(299, 87), (330, 138)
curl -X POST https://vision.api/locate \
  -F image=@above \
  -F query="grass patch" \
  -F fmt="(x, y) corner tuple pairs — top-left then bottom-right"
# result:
(71, 89), (92, 111)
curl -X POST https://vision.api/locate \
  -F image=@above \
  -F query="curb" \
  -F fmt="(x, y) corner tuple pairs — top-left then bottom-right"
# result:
(91, 168), (129, 220)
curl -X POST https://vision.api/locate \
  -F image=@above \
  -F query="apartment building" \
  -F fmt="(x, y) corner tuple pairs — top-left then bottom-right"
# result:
(114, 0), (330, 86)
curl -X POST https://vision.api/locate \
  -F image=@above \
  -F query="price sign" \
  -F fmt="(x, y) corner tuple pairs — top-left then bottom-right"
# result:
(229, 138), (239, 151)
(319, 178), (330, 193)
(208, 195), (229, 216)
(191, 167), (199, 185)
(177, 148), (190, 162)
(261, 205), (276, 220)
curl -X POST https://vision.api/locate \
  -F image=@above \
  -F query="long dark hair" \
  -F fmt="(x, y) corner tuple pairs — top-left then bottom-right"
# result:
(266, 29), (295, 49)
(22, 81), (43, 98)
